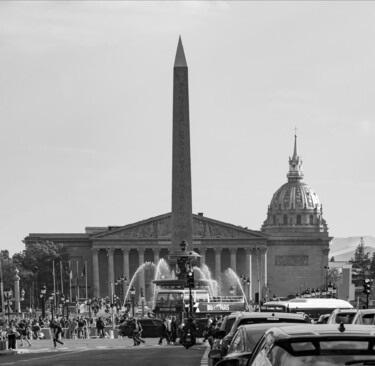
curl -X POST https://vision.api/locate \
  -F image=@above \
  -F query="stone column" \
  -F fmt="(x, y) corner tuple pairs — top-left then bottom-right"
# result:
(92, 248), (100, 298)
(245, 248), (252, 301)
(107, 248), (115, 298)
(138, 249), (145, 303)
(121, 248), (130, 305)
(214, 248), (222, 280)
(13, 268), (21, 314)
(230, 248), (237, 273)
(199, 248), (206, 267)
(253, 247), (261, 304)
(153, 248), (160, 265)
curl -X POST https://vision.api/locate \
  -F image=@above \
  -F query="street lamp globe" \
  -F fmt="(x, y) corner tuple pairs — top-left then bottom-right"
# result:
(40, 285), (47, 296)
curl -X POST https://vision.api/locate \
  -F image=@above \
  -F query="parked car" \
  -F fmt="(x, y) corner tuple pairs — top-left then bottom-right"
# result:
(326, 308), (357, 324)
(118, 318), (163, 338)
(246, 324), (375, 366)
(209, 322), (299, 366)
(220, 312), (309, 357)
(210, 312), (243, 366)
(352, 308), (375, 325)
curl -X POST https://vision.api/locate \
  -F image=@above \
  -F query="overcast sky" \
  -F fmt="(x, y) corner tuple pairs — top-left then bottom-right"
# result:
(1, 1), (375, 256)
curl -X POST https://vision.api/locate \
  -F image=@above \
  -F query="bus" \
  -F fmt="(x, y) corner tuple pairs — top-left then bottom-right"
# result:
(153, 288), (246, 323)
(260, 298), (353, 321)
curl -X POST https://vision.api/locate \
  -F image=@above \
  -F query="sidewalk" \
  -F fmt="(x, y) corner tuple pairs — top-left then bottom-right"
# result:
(0, 336), (198, 356)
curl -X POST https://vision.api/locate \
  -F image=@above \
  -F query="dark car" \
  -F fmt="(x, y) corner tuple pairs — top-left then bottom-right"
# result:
(210, 313), (242, 366)
(118, 318), (163, 338)
(247, 324), (375, 365)
(209, 322), (299, 366)
(220, 312), (309, 357)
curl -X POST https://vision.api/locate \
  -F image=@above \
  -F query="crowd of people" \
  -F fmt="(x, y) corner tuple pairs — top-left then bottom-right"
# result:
(0, 311), (224, 350)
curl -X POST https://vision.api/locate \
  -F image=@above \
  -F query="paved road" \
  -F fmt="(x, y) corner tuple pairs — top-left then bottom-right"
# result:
(0, 337), (210, 366)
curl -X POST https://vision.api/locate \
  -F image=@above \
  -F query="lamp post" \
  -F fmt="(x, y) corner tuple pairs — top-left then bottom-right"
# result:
(130, 285), (136, 317)
(87, 298), (92, 322)
(332, 284), (337, 298)
(49, 294), (54, 319)
(140, 288), (145, 318)
(4, 289), (13, 322)
(40, 285), (47, 319)
(60, 294), (65, 317)
(115, 275), (127, 308)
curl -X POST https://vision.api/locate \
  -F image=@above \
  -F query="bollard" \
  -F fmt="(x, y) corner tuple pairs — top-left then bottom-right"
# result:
(109, 330), (114, 339)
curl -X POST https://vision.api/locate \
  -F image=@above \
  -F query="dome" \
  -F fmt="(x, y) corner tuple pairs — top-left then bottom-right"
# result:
(262, 135), (328, 234)
(270, 181), (321, 211)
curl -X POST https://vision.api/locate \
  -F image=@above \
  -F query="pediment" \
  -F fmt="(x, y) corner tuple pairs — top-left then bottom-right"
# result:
(90, 213), (266, 240)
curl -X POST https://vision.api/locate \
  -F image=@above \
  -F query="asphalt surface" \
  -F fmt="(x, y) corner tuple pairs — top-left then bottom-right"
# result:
(0, 337), (210, 366)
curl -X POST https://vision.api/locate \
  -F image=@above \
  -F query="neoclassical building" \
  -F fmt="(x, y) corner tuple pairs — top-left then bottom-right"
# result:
(25, 214), (269, 304)
(261, 135), (331, 296)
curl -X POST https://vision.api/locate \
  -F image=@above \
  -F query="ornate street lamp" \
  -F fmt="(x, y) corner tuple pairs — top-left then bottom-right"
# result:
(140, 288), (145, 318)
(130, 285), (136, 317)
(40, 285), (47, 318)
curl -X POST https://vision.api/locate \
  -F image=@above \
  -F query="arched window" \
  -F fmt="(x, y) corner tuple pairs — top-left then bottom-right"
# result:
(309, 215), (314, 225)
(297, 215), (302, 225)
(283, 215), (288, 225)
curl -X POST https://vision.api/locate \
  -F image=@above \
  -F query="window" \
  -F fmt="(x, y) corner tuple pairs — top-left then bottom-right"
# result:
(309, 215), (314, 225)
(283, 215), (288, 225)
(296, 215), (302, 225)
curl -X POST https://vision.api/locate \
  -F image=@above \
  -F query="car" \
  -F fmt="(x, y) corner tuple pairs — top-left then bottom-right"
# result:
(326, 308), (357, 324)
(118, 318), (163, 338)
(210, 313), (242, 366)
(352, 308), (375, 325)
(209, 322), (299, 366)
(247, 324), (375, 366)
(220, 312), (309, 357)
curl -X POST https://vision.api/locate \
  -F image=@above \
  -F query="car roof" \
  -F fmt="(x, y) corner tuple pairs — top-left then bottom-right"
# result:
(355, 309), (375, 314)
(240, 322), (304, 333)
(331, 308), (357, 314)
(237, 311), (305, 319)
(265, 324), (375, 340)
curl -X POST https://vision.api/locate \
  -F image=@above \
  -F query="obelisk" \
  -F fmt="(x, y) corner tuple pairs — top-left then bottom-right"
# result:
(171, 37), (193, 253)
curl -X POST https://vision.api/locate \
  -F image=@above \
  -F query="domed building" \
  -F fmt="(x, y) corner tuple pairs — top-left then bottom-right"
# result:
(262, 135), (331, 297)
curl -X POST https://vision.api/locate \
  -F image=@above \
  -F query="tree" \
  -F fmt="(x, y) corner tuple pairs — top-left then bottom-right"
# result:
(349, 237), (371, 286)
(11, 241), (70, 309)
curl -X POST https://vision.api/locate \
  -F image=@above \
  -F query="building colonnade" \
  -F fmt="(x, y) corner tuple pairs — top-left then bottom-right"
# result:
(91, 245), (268, 303)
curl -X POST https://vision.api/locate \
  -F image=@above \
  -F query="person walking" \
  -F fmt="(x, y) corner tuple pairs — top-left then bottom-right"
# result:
(50, 318), (64, 348)
(158, 318), (168, 345)
(170, 316), (178, 345)
(18, 319), (32, 347)
(131, 319), (145, 346)
(96, 317), (106, 338)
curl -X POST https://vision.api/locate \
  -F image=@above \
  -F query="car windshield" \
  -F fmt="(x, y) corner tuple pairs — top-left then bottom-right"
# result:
(225, 318), (236, 334)
(267, 339), (375, 366)
(335, 313), (355, 324)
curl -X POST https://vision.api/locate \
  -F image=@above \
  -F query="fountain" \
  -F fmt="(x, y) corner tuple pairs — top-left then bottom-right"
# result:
(223, 268), (250, 309)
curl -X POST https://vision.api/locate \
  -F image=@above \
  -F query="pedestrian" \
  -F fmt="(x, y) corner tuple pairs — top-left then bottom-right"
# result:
(18, 319), (32, 347)
(170, 316), (178, 345)
(131, 319), (145, 346)
(158, 318), (168, 345)
(7, 323), (17, 350)
(77, 316), (86, 339)
(203, 315), (213, 343)
(50, 318), (64, 348)
(96, 317), (105, 338)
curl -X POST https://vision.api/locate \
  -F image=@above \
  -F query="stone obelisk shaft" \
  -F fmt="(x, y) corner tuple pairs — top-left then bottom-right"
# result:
(171, 37), (193, 253)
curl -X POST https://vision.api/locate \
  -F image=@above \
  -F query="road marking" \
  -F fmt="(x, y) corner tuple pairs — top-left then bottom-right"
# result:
(201, 344), (211, 366)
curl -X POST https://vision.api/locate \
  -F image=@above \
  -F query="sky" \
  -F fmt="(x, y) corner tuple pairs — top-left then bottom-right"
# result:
(1, 1), (375, 256)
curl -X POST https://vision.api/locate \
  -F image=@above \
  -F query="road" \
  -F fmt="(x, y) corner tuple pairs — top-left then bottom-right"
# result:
(0, 338), (210, 366)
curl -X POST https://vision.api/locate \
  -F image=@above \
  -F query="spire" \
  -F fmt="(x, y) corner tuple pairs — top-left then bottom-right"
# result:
(293, 132), (298, 158)
(174, 36), (187, 67)
(287, 132), (304, 182)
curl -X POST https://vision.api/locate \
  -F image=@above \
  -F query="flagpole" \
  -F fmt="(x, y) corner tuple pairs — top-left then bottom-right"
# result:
(60, 261), (63, 296)
(76, 261), (80, 303)
(85, 260), (88, 299)
(69, 261), (72, 302)
(53, 261), (56, 317)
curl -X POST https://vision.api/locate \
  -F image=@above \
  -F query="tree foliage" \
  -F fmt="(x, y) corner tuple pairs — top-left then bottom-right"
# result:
(349, 237), (373, 286)
(1, 241), (70, 310)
